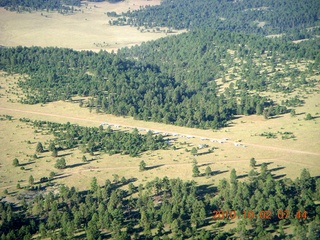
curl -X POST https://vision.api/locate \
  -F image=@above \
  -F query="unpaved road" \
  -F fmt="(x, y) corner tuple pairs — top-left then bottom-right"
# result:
(1, 106), (319, 157)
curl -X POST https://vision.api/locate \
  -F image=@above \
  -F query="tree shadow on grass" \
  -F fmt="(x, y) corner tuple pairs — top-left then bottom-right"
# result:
(67, 162), (89, 169)
(211, 170), (229, 176)
(255, 162), (273, 167)
(272, 174), (287, 179)
(52, 173), (72, 180)
(146, 164), (164, 170)
(58, 152), (73, 157)
(199, 162), (213, 167)
(296, 112), (306, 116)
(197, 151), (213, 156)
(237, 174), (248, 179)
(19, 161), (35, 167)
(269, 166), (285, 172)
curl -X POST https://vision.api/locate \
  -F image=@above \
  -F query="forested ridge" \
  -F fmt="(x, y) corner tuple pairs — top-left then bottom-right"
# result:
(0, 0), (81, 12)
(0, 0), (121, 12)
(0, 44), (286, 129)
(113, 0), (320, 36)
(1, 28), (319, 128)
(1, 164), (319, 239)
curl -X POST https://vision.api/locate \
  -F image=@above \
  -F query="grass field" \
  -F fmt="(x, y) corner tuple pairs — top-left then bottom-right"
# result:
(0, 0), (184, 52)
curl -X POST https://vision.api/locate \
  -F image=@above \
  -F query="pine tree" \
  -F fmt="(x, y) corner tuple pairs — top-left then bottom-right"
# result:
(192, 164), (200, 177)
(139, 160), (146, 171)
(205, 166), (212, 178)
(230, 169), (237, 185)
(29, 175), (34, 186)
(52, 147), (58, 157)
(55, 158), (66, 169)
(36, 142), (44, 153)
(250, 157), (256, 168)
(12, 158), (19, 167)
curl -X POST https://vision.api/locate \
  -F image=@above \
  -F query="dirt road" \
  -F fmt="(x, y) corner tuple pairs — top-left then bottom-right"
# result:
(1, 106), (319, 157)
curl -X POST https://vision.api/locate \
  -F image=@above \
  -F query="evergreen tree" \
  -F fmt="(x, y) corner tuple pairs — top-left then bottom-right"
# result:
(205, 166), (212, 178)
(139, 160), (146, 171)
(12, 158), (19, 167)
(55, 158), (66, 169)
(250, 157), (256, 168)
(191, 147), (198, 156)
(52, 147), (58, 157)
(29, 175), (34, 186)
(36, 142), (44, 153)
(230, 168), (237, 185)
(192, 164), (200, 177)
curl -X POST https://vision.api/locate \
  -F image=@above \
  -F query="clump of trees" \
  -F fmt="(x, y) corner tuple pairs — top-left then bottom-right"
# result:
(113, 0), (320, 36)
(0, 0), (81, 13)
(54, 158), (66, 169)
(0, 167), (319, 239)
(20, 118), (168, 157)
(3, 37), (315, 129)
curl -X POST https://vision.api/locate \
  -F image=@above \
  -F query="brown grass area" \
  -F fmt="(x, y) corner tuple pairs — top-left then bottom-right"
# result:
(0, 1), (319, 194)
(1, 71), (320, 195)
(0, 0), (184, 52)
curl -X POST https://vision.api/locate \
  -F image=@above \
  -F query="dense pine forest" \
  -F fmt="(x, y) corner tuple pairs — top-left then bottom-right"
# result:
(1, 30), (319, 128)
(0, 0), (81, 12)
(113, 0), (320, 36)
(0, 0), (122, 12)
(1, 155), (320, 239)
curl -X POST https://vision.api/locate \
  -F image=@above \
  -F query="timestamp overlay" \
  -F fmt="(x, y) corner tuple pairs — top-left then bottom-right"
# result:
(212, 210), (308, 220)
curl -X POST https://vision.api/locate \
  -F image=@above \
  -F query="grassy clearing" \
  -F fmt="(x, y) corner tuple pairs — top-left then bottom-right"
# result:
(0, 0), (184, 52)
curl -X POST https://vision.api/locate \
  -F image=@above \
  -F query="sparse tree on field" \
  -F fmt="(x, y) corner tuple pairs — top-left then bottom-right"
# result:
(192, 158), (198, 165)
(192, 164), (200, 177)
(54, 158), (66, 169)
(48, 142), (55, 152)
(290, 109), (296, 117)
(36, 142), (44, 153)
(263, 109), (269, 119)
(52, 147), (58, 157)
(29, 175), (34, 186)
(139, 160), (146, 171)
(49, 171), (55, 180)
(250, 157), (256, 168)
(82, 155), (88, 163)
(205, 166), (212, 178)
(191, 147), (198, 156)
(12, 158), (19, 167)
(305, 113), (313, 120)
